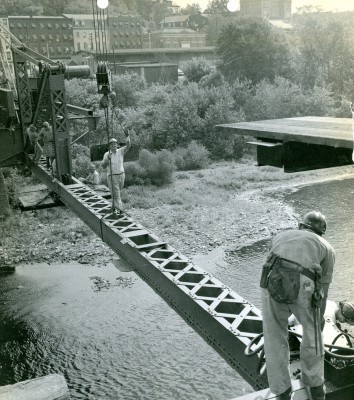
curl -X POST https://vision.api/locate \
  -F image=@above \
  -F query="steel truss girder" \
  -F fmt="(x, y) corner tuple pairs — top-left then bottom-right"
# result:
(30, 157), (268, 391)
(48, 75), (72, 180)
(13, 54), (32, 132)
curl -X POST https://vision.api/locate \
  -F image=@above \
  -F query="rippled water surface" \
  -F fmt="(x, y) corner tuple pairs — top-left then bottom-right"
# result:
(0, 176), (353, 399)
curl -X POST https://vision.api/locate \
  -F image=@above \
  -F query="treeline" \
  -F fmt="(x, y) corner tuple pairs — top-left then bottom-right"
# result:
(63, 14), (354, 185)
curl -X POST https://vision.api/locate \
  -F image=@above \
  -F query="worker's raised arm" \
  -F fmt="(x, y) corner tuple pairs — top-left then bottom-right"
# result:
(123, 130), (131, 154)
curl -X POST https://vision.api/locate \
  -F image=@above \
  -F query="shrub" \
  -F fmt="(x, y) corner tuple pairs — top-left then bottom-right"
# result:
(183, 57), (215, 83)
(111, 73), (147, 108)
(124, 162), (150, 186)
(64, 78), (99, 109)
(71, 143), (90, 159)
(173, 141), (210, 170)
(124, 149), (176, 187)
(72, 156), (94, 179)
(3, 168), (21, 207)
(243, 77), (335, 121)
(199, 70), (225, 88)
(138, 149), (176, 186)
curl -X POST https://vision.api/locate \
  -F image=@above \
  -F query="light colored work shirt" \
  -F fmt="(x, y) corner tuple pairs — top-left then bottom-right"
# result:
(102, 147), (126, 175)
(86, 170), (100, 185)
(269, 229), (335, 284)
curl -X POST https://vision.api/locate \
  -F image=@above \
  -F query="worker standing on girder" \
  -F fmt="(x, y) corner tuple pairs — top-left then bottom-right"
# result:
(100, 130), (131, 215)
(26, 124), (43, 163)
(39, 121), (54, 169)
(260, 211), (335, 400)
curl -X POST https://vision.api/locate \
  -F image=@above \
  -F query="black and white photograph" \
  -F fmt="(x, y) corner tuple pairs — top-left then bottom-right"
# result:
(0, 0), (354, 399)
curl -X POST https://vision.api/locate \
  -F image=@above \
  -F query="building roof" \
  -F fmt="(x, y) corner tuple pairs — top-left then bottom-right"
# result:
(160, 15), (190, 23)
(151, 28), (203, 34)
(9, 15), (71, 19)
(62, 14), (96, 20)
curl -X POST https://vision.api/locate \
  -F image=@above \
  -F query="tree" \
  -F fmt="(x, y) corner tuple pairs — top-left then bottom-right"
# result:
(150, 0), (171, 26)
(183, 57), (214, 83)
(0, 0), (42, 16)
(180, 3), (202, 15)
(217, 18), (293, 83)
(205, 0), (229, 15)
(0, 169), (10, 218)
(39, 0), (69, 15)
(293, 12), (354, 92)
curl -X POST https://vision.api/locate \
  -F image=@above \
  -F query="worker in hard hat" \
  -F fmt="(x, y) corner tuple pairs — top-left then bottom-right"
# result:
(260, 211), (335, 400)
(324, 299), (354, 336)
(100, 130), (131, 215)
(26, 124), (43, 163)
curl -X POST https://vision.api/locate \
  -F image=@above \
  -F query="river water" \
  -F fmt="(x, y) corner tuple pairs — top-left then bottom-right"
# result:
(0, 177), (353, 400)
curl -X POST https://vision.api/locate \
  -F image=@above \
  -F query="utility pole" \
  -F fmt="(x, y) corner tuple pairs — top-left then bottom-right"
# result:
(89, 32), (93, 50)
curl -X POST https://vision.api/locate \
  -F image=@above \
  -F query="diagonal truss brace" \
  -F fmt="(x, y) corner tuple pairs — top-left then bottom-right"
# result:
(30, 158), (268, 391)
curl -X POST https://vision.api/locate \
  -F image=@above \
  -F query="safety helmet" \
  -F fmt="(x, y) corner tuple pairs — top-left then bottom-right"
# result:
(299, 211), (327, 235)
(339, 301), (354, 322)
(109, 138), (117, 144)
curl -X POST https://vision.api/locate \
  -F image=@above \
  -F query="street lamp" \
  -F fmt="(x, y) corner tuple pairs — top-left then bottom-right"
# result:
(227, 0), (240, 12)
(97, 0), (109, 9)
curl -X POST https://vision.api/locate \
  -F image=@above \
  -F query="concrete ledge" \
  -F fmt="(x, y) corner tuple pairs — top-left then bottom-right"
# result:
(0, 374), (70, 400)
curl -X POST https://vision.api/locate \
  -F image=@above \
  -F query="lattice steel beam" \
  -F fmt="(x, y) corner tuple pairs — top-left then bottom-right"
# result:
(30, 158), (268, 391)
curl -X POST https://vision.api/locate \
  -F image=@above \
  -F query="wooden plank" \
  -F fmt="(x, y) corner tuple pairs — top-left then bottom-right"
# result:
(18, 189), (56, 210)
(0, 374), (70, 400)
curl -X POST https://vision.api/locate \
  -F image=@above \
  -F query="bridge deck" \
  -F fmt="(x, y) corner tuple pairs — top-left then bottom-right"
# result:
(218, 117), (353, 149)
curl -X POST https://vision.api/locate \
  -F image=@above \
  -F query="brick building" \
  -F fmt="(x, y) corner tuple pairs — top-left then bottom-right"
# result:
(108, 15), (143, 50)
(63, 14), (100, 52)
(8, 16), (74, 60)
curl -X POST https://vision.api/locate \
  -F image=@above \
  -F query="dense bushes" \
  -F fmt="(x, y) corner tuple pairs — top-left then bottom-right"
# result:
(66, 58), (343, 187)
(173, 141), (210, 170)
(183, 57), (215, 83)
(124, 142), (211, 187)
(125, 148), (175, 186)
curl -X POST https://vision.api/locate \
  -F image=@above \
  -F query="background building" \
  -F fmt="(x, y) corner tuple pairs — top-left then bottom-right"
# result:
(8, 16), (74, 60)
(240, 0), (291, 20)
(142, 28), (206, 49)
(108, 15), (143, 50)
(63, 14), (100, 52)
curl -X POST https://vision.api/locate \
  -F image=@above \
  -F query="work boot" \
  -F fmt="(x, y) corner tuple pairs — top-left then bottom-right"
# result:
(277, 387), (292, 400)
(309, 384), (325, 400)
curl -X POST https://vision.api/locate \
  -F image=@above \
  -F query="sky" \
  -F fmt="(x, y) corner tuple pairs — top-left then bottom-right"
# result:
(174, 0), (354, 13)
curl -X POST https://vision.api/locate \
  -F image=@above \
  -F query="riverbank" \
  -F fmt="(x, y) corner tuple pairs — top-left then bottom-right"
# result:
(1, 160), (353, 268)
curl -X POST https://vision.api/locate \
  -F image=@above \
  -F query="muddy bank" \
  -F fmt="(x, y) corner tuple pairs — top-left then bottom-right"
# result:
(1, 163), (353, 269)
